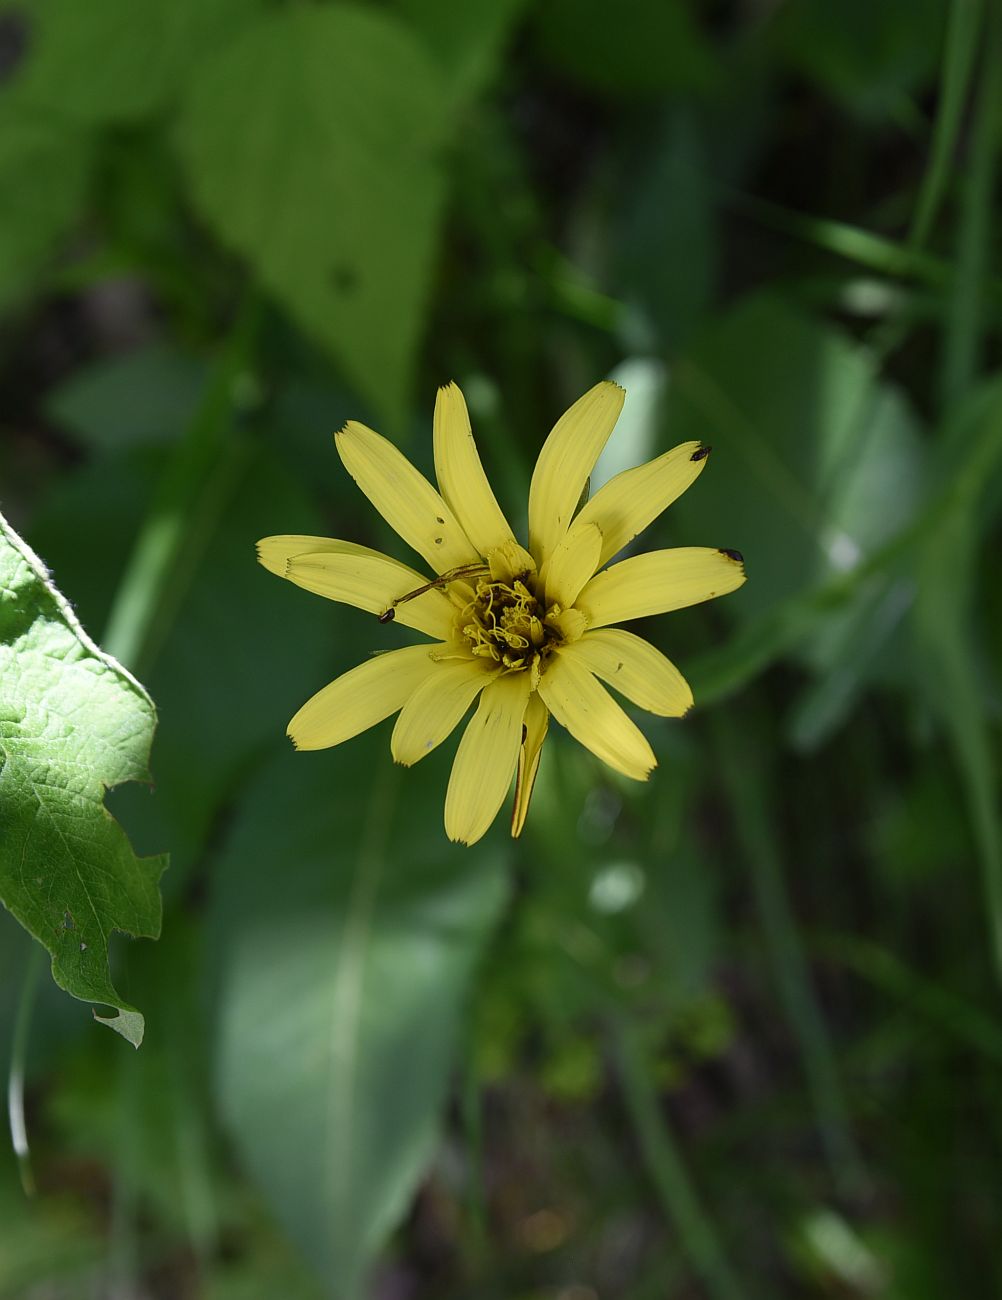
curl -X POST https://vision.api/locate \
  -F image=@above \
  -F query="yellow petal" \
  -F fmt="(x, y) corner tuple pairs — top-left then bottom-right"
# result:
(391, 657), (497, 766)
(258, 535), (456, 639)
(257, 534), (342, 578)
(444, 672), (532, 845)
(336, 420), (481, 574)
(570, 440), (709, 568)
(542, 520), (602, 609)
(537, 652), (656, 780)
(511, 692), (548, 838)
(288, 644), (438, 751)
(559, 628), (693, 717)
(527, 381), (625, 569)
(576, 547), (746, 629)
(487, 539), (537, 584)
(545, 606), (587, 644)
(433, 382), (516, 556)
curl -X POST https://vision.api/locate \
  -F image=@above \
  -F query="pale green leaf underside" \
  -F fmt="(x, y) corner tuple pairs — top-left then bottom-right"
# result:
(212, 744), (508, 1297)
(0, 513), (165, 1046)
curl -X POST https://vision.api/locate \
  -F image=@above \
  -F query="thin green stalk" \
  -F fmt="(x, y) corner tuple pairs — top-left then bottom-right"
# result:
(6, 943), (43, 1195)
(727, 190), (952, 288)
(687, 375), (1002, 708)
(612, 1019), (748, 1300)
(909, 0), (984, 252)
(102, 296), (261, 674)
(460, 1059), (487, 1257)
(940, 10), (1000, 409)
(819, 934), (1002, 1065)
(916, 393), (1002, 981)
(710, 712), (869, 1200)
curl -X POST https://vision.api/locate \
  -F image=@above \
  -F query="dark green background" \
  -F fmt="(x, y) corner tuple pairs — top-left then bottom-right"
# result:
(2, 0), (1001, 1296)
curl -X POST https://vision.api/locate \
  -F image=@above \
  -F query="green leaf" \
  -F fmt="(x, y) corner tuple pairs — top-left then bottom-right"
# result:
(45, 344), (208, 450)
(394, 0), (526, 104)
(210, 740), (508, 1296)
(176, 6), (451, 424)
(28, 439), (336, 890)
(533, 0), (718, 99)
(0, 115), (93, 305)
(0, 513), (165, 1046)
(666, 294), (926, 740)
(8, 0), (263, 124)
(615, 114), (718, 351)
(914, 382), (1002, 979)
(668, 293), (926, 621)
(774, 0), (947, 119)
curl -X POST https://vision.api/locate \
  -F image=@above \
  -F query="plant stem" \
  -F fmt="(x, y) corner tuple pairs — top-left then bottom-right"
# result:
(908, 0), (984, 253)
(940, 4), (999, 409)
(102, 296), (261, 675)
(711, 711), (869, 1201)
(7, 942), (43, 1195)
(613, 1018), (748, 1300)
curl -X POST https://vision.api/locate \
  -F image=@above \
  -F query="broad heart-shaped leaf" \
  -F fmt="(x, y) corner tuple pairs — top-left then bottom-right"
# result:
(0, 514), (165, 1046)
(209, 737), (509, 1298)
(176, 5), (450, 425)
(7, 0), (263, 125)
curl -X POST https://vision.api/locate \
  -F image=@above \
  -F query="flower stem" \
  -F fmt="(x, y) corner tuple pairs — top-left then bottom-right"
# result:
(710, 710), (869, 1201)
(7, 941), (43, 1195)
(612, 1017), (748, 1300)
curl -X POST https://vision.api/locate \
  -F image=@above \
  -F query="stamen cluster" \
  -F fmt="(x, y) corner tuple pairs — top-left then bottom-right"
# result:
(459, 575), (560, 675)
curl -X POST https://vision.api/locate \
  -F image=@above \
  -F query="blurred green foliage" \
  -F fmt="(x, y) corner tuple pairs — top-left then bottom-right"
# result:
(2, 0), (1002, 1296)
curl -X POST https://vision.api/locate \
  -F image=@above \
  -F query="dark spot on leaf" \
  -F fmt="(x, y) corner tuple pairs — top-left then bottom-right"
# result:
(616, 662), (623, 672)
(690, 445), (711, 462)
(521, 725), (528, 743)
(434, 537), (443, 545)
(378, 608), (395, 624)
(0, 12), (30, 82)
(435, 516), (445, 524)
(330, 264), (359, 295)
(718, 548), (744, 563)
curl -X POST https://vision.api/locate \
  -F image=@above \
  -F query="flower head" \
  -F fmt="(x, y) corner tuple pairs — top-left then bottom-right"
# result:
(258, 381), (745, 844)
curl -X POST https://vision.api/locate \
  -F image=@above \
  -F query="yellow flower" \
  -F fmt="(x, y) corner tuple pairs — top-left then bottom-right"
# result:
(257, 381), (745, 845)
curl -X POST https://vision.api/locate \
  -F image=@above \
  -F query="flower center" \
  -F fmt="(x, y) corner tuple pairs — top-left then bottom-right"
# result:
(460, 575), (561, 673)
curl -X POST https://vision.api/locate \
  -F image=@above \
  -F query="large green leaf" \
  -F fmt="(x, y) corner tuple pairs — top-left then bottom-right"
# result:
(0, 115), (93, 305)
(0, 513), (165, 1046)
(210, 739), (509, 1297)
(7, 0), (262, 124)
(665, 294), (926, 742)
(176, 5), (451, 424)
(667, 293), (926, 621)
